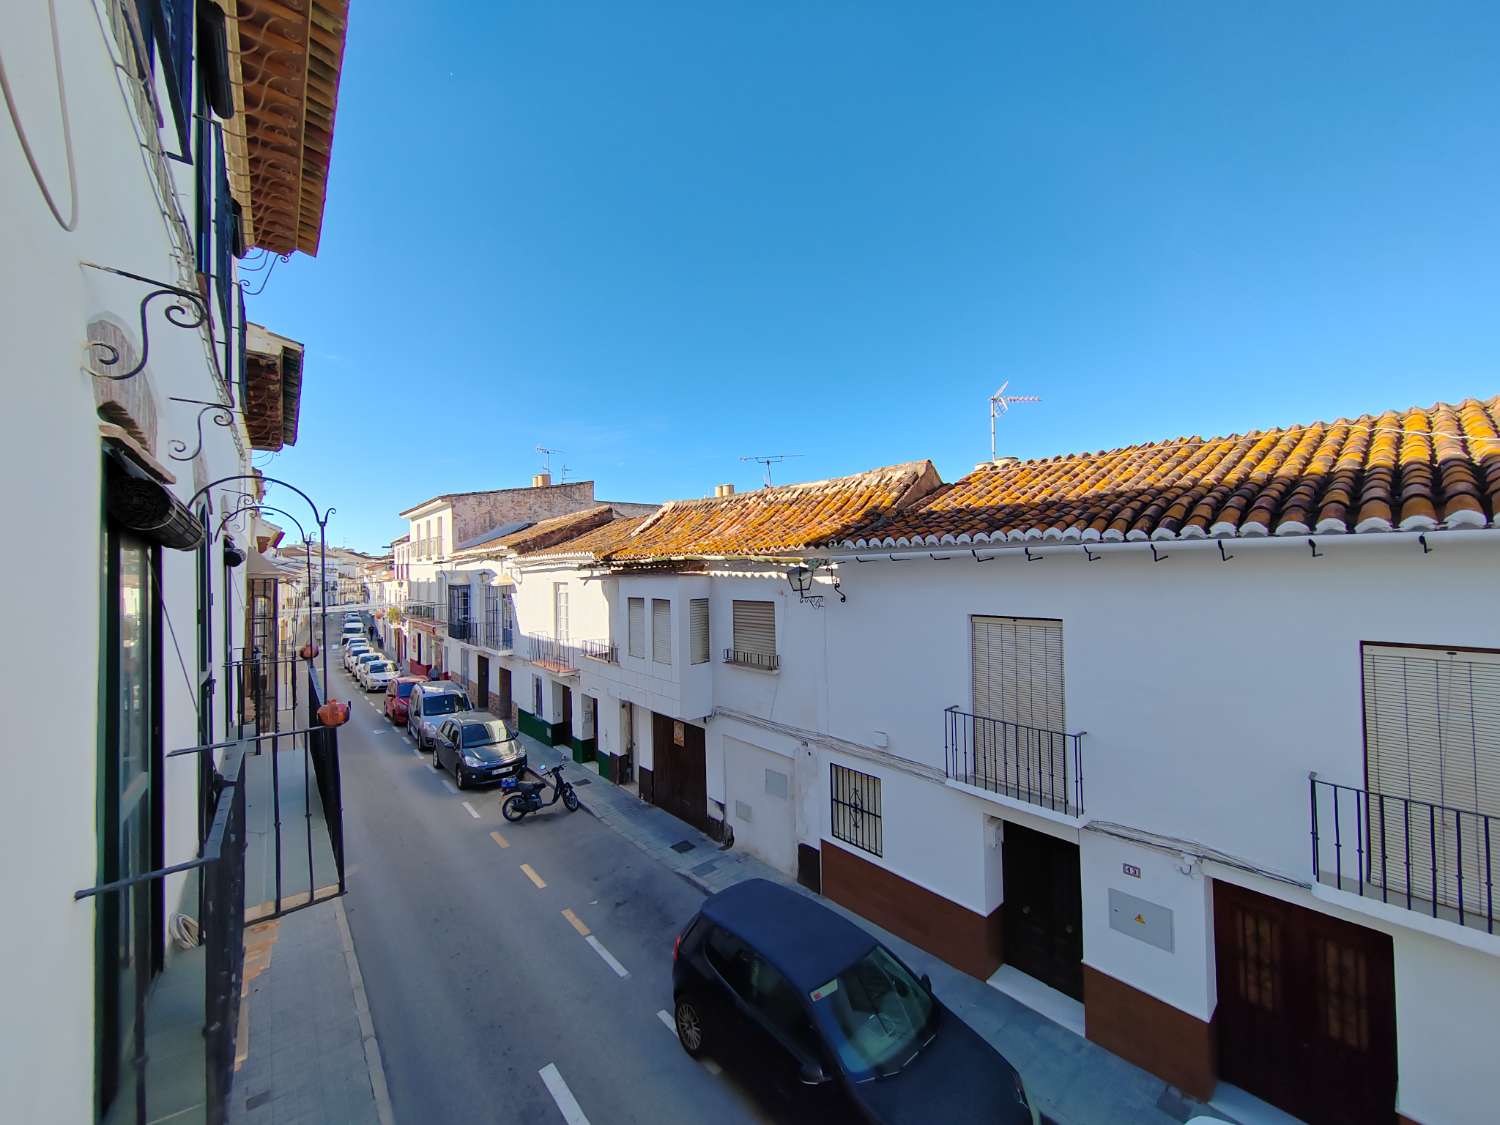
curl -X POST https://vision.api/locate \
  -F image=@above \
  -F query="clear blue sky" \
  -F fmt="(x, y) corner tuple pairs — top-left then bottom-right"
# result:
(249, 1), (1500, 553)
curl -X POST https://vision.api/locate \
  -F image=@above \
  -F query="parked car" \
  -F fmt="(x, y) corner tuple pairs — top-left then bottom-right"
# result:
(671, 879), (1040, 1125)
(359, 659), (396, 692)
(343, 643), (371, 672)
(351, 651), (384, 680)
(384, 676), (422, 723)
(431, 713), (526, 788)
(407, 681), (472, 750)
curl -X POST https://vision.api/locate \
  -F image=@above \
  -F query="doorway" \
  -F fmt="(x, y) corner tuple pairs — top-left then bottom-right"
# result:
(476, 655), (490, 711)
(557, 684), (573, 744)
(1001, 823), (1083, 999)
(1214, 881), (1396, 1125)
(498, 667), (512, 719)
(650, 712), (707, 832)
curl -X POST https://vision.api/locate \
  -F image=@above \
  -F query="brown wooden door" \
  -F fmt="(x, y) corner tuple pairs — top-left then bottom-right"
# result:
(1001, 824), (1083, 999)
(498, 668), (512, 719)
(650, 712), (708, 832)
(476, 656), (489, 710)
(1214, 881), (1396, 1125)
(559, 685), (573, 743)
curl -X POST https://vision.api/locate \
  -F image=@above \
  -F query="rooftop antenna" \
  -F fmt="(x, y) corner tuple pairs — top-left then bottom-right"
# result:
(535, 445), (563, 477)
(989, 381), (1040, 462)
(739, 453), (802, 488)
(559, 463), (572, 483)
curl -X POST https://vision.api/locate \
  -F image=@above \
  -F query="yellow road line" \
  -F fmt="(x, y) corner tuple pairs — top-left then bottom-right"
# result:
(561, 908), (591, 937)
(489, 830), (509, 849)
(520, 863), (547, 889)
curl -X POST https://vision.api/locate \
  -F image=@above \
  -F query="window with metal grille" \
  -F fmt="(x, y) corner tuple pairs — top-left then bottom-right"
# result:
(652, 599), (672, 665)
(731, 601), (776, 661)
(627, 598), (645, 658)
(1362, 644), (1500, 911)
(830, 764), (882, 857)
(690, 599), (710, 665)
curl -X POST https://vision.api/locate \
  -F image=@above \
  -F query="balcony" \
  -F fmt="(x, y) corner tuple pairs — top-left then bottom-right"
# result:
(581, 639), (618, 664)
(405, 602), (435, 620)
(525, 633), (579, 676)
(943, 707), (1084, 816)
(482, 619), (514, 651)
(1311, 777), (1498, 935)
(448, 617), (474, 642)
(723, 648), (779, 671)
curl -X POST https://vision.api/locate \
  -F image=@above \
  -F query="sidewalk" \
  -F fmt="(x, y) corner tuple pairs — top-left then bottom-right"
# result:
(228, 899), (393, 1125)
(519, 733), (1222, 1125)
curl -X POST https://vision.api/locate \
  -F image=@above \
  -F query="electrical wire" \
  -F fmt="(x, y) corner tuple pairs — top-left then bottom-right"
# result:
(0, 0), (79, 230)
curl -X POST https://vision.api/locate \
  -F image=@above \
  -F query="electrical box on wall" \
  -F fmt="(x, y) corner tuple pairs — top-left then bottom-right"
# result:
(1108, 889), (1174, 953)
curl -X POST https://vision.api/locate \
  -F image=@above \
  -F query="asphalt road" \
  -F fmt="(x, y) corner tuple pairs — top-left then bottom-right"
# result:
(330, 663), (774, 1125)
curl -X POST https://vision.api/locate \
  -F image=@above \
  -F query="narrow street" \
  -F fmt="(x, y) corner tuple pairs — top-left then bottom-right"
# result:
(329, 662), (772, 1125)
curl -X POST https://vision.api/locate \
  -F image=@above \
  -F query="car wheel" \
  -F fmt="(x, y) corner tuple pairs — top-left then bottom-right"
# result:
(674, 994), (707, 1058)
(454, 768), (466, 791)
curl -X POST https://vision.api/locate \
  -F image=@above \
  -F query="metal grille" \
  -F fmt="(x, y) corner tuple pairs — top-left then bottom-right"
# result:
(830, 764), (882, 857)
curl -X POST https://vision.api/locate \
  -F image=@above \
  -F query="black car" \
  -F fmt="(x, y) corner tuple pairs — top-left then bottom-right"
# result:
(431, 713), (526, 789)
(672, 879), (1040, 1124)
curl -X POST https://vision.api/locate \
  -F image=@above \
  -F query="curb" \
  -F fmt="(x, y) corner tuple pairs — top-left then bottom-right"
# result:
(334, 898), (396, 1125)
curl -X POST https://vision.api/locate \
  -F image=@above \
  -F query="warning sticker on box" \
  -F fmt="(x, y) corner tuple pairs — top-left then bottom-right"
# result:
(809, 979), (839, 1002)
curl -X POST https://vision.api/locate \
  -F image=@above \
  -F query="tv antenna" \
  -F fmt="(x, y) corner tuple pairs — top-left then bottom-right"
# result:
(535, 445), (564, 477)
(739, 453), (802, 487)
(989, 381), (1040, 462)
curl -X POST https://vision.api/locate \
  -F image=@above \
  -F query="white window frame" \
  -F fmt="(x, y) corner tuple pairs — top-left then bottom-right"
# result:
(627, 597), (645, 659)
(652, 598), (672, 665)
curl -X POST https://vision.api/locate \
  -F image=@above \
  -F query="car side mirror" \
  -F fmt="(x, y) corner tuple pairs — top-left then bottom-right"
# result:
(798, 1061), (830, 1087)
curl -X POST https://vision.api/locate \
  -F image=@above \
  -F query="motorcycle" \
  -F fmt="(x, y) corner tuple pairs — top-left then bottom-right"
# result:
(501, 764), (580, 822)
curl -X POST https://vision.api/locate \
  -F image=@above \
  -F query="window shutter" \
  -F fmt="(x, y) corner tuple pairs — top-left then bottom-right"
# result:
(652, 599), (672, 664)
(970, 616), (1064, 731)
(690, 599), (710, 665)
(554, 583), (569, 640)
(627, 598), (645, 658)
(732, 601), (776, 659)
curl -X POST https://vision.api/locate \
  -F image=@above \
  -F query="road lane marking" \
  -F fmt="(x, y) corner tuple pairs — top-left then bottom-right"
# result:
(461, 801), (481, 819)
(442, 780), (458, 795)
(657, 1009), (675, 1034)
(561, 908), (590, 936)
(538, 1064), (591, 1125)
(704, 1059), (722, 1076)
(520, 863), (547, 889)
(489, 830), (509, 849)
(585, 935), (629, 978)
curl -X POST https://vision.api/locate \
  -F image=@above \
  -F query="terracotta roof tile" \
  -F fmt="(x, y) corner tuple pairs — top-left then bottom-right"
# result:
(455, 507), (616, 558)
(839, 397), (1500, 547)
(601, 462), (942, 561)
(522, 516), (651, 560)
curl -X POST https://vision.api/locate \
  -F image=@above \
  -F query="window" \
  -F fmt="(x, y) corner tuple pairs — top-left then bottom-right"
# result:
(554, 582), (569, 641)
(730, 600), (777, 668)
(533, 675), (544, 717)
(690, 598), (710, 665)
(1362, 644), (1500, 909)
(652, 599), (672, 665)
(705, 926), (753, 998)
(436, 516), (444, 558)
(970, 616), (1064, 731)
(746, 955), (822, 1059)
(830, 764), (882, 856)
(627, 597), (645, 658)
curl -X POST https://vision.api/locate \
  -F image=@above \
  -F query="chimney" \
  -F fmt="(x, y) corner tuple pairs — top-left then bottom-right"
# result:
(531, 472), (552, 488)
(714, 483), (735, 498)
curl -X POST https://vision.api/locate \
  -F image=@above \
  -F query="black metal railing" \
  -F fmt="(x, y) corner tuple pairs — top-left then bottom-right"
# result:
(447, 617), (474, 642)
(406, 602), (435, 620)
(308, 669), (346, 895)
(77, 745), (248, 1125)
(1311, 776), (1496, 933)
(723, 648), (780, 671)
(484, 620), (514, 650)
(943, 707), (1084, 815)
(581, 638), (618, 663)
(525, 633), (578, 673)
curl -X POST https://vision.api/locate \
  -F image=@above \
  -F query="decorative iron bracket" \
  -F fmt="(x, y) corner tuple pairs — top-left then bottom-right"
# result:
(81, 262), (210, 382)
(168, 397), (239, 461)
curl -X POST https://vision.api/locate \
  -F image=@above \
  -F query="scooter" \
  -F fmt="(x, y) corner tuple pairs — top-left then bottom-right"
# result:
(500, 764), (580, 822)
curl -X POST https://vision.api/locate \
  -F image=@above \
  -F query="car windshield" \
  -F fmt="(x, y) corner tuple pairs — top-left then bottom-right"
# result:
(423, 693), (464, 716)
(462, 721), (513, 748)
(808, 945), (935, 1080)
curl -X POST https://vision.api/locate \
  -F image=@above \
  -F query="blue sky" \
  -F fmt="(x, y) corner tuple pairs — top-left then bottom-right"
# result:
(248, 1), (1500, 553)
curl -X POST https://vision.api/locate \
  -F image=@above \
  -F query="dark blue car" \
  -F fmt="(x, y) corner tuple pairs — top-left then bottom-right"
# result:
(671, 879), (1041, 1124)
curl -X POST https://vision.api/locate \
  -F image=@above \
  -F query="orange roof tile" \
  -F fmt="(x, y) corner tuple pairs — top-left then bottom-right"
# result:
(840, 397), (1500, 547)
(602, 462), (943, 561)
(456, 507), (616, 558)
(522, 516), (651, 560)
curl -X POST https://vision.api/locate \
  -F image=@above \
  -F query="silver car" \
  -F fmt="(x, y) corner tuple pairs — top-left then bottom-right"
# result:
(407, 681), (472, 750)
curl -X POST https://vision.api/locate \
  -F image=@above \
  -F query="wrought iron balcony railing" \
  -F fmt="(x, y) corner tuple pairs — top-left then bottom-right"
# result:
(943, 707), (1084, 816)
(1311, 776), (1497, 934)
(483, 620), (514, 651)
(581, 639), (618, 664)
(405, 602), (435, 620)
(448, 617), (474, 642)
(525, 633), (578, 674)
(723, 648), (779, 671)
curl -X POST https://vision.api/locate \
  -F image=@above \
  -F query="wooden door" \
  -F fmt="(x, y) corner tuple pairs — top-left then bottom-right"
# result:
(651, 712), (708, 832)
(1214, 881), (1396, 1125)
(475, 656), (489, 711)
(498, 668), (513, 719)
(1001, 824), (1083, 999)
(559, 685), (573, 743)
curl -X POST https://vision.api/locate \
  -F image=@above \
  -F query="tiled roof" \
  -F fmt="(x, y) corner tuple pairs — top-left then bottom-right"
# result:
(455, 507), (616, 558)
(602, 462), (942, 561)
(840, 398), (1500, 548)
(522, 516), (650, 560)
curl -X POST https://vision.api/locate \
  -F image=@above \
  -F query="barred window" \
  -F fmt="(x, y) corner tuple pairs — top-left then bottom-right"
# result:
(830, 764), (882, 857)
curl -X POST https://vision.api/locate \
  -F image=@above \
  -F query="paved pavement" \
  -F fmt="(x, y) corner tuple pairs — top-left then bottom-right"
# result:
(321, 661), (1224, 1125)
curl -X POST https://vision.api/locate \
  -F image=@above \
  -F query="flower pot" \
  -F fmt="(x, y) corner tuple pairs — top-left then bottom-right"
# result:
(299, 642), (319, 660)
(317, 700), (350, 727)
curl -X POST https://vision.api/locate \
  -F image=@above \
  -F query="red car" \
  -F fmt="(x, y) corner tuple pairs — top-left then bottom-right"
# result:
(383, 675), (422, 724)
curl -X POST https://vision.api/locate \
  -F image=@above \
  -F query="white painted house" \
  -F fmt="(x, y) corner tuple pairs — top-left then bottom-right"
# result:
(0, 0), (347, 1120)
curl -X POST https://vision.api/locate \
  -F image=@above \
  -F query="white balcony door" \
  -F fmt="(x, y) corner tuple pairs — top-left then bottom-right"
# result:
(554, 582), (569, 643)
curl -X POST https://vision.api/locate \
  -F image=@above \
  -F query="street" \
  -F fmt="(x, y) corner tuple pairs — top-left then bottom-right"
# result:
(330, 662), (774, 1125)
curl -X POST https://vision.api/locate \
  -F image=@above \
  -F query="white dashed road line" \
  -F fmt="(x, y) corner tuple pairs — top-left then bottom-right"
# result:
(538, 1064), (591, 1125)
(442, 779), (458, 795)
(656, 1009), (675, 1034)
(585, 935), (630, 979)
(461, 800), (480, 819)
